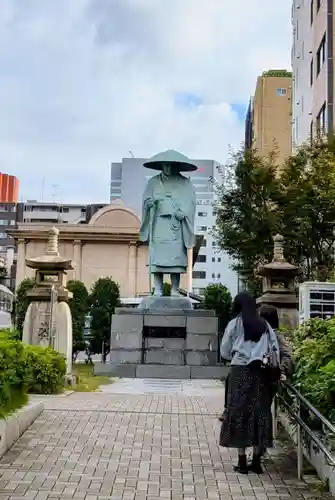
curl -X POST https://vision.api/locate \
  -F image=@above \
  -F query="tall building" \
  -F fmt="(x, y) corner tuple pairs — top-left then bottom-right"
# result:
(292, 0), (333, 146)
(245, 70), (292, 165)
(110, 157), (238, 296)
(0, 174), (19, 203)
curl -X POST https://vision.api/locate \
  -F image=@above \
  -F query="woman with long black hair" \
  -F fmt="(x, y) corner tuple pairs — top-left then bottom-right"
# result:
(219, 291), (281, 475)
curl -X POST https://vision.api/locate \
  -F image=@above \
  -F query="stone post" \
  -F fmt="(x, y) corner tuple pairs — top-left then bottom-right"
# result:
(16, 238), (26, 290)
(128, 242), (137, 297)
(73, 240), (82, 280)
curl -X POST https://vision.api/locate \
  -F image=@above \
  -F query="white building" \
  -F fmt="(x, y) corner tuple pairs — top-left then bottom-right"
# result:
(292, 0), (333, 147)
(110, 157), (238, 296)
(16, 201), (106, 225)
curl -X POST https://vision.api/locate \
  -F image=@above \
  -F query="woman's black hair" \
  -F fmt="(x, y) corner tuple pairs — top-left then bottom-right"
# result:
(232, 291), (266, 342)
(258, 304), (279, 330)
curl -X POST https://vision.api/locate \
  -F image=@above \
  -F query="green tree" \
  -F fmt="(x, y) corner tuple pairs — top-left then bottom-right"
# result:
(214, 135), (335, 291)
(163, 282), (171, 296)
(214, 147), (280, 294)
(278, 137), (335, 280)
(89, 277), (120, 360)
(203, 283), (232, 362)
(203, 283), (232, 332)
(152, 282), (171, 296)
(67, 280), (89, 361)
(15, 278), (36, 336)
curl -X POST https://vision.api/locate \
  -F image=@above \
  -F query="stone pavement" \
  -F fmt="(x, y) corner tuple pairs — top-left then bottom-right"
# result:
(0, 378), (331, 500)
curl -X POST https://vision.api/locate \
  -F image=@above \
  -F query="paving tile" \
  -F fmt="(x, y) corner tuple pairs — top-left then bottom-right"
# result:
(0, 379), (331, 499)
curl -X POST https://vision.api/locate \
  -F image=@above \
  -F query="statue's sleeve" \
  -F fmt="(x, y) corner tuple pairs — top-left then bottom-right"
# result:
(180, 179), (196, 249)
(139, 178), (154, 242)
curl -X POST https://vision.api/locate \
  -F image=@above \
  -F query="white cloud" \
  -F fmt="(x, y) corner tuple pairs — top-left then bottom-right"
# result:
(0, 0), (292, 203)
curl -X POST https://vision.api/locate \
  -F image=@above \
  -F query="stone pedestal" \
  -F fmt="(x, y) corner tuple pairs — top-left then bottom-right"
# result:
(94, 305), (226, 379)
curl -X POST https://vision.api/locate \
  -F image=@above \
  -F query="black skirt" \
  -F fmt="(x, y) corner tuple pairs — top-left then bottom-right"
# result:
(220, 363), (273, 449)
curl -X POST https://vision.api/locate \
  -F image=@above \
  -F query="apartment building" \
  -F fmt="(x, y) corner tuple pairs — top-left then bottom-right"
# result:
(245, 70), (293, 165)
(15, 202), (106, 225)
(292, 0), (334, 146)
(110, 157), (238, 296)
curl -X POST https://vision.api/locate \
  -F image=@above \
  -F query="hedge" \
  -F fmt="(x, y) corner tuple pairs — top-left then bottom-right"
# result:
(290, 318), (335, 422)
(0, 329), (66, 417)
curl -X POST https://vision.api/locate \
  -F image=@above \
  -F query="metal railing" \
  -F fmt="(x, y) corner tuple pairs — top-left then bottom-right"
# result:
(274, 381), (335, 479)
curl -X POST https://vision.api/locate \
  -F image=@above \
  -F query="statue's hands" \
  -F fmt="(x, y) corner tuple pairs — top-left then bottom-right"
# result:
(175, 209), (185, 221)
(146, 197), (154, 209)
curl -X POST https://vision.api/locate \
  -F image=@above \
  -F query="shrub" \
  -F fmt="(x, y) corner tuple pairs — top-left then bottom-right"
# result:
(0, 330), (67, 416)
(24, 345), (66, 394)
(291, 318), (335, 421)
(0, 338), (27, 417)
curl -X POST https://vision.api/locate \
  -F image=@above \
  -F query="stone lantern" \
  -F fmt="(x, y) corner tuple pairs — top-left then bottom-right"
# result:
(257, 234), (300, 329)
(22, 227), (74, 373)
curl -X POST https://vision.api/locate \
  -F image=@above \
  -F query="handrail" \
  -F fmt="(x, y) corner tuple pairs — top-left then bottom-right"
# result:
(276, 381), (335, 481)
(282, 381), (335, 436)
(277, 393), (335, 467)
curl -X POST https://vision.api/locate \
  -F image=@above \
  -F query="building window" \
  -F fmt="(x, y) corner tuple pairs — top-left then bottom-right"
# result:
(196, 254), (206, 263)
(316, 34), (326, 76)
(212, 241), (217, 247)
(0, 220), (8, 225)
(217, 273), (221, 279)
(310, 59), (314, 86)
(218, 257), (221, 263)
(197, 211), (207, 217)
(201, 238), (207, 247)
(310, 0), (314, 24)
(62, 207), (69, 213)
(192, 271), (206, 279)
(310, 120), (314, 140)
(0, 206), (8, 212)
(212, 257), (215, 262)
(276, 88), (287, 96)
(196, 226), (207, 232)
(212, 273), (215, 278)
(0, 233), (7, 239)
(316, 102), (326, 136)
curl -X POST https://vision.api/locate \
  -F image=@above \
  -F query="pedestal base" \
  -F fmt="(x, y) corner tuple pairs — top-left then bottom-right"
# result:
(138, 296), (193, 310)
(94, 363), (229, 380)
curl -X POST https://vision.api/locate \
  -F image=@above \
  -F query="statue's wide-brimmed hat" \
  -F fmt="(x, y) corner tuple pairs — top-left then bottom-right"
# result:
(143, 149), (198, 172)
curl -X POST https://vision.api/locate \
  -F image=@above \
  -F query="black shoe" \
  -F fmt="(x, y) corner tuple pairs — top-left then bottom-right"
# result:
(233, 454), (248, 474)
(248, 454), (263, 474)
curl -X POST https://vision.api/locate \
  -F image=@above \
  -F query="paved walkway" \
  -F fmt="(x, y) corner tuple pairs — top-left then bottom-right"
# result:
(0, 379), (331, 499)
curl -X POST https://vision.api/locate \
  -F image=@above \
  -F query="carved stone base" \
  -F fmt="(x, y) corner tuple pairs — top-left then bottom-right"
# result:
(23, 300), (72, 373)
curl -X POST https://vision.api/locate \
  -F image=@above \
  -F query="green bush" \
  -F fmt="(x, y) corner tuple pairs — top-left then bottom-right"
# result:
(291, 318), (335, 421)
(0, 330), (67, 416)
(0, 337), (27, 417)
(24, 345), (66, 394)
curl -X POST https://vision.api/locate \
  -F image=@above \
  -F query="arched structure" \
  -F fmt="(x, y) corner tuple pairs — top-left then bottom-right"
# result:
(8, 202), (202, 297)
(88, 203), (140, 230)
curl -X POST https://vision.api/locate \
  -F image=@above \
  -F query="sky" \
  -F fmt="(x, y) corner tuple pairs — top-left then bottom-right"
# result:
(0, 0), (292, 203)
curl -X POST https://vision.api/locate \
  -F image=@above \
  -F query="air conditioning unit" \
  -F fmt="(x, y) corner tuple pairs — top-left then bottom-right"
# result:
(299, 281), (335, 326)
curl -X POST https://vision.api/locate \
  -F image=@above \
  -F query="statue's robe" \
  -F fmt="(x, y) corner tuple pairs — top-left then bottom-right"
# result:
(139, 172), (196, 273)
